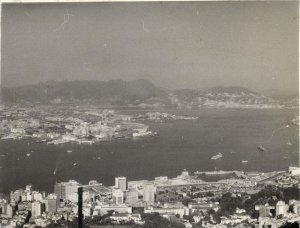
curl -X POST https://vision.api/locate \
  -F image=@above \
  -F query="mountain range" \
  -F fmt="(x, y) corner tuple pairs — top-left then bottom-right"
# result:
(1, 79), (298, 109)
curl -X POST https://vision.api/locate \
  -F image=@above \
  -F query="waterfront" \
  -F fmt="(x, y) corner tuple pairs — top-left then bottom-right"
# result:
(0, 108), (298, 193)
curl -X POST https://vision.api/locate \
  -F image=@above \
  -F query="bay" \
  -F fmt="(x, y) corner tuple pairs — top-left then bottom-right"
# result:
(0, 108), (298, 193)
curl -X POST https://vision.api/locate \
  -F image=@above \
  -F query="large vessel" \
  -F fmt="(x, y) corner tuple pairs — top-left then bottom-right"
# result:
(211, 153), (223, 160)
(257, 144), (265, 152)
(132, 131), (152, 137)
(33, 139), (48, 143)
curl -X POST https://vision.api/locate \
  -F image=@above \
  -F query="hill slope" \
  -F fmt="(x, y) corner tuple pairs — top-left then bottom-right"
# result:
(2, 79), (168, 105)
(2, 80), (297, 108)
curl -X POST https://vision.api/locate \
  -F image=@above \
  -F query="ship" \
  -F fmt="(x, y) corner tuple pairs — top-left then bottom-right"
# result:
(132, 131), (152, 137)
(211, 153), (223, 160)
(286, 140), (292, 146)
(241, 160), (248, 163)
(67, 150), (73, 153)
(257, 144), (265, 152)
(33, 139), (48, 143)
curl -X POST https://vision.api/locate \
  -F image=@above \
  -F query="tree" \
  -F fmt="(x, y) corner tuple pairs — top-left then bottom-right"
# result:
(207, 209), (215, 215)
(280, 222), (300, 228)
(182, 198), (195, 206)
(141, 212), (171, 228)
(183, 215), (195, 223)
(206, 192), (214, 197)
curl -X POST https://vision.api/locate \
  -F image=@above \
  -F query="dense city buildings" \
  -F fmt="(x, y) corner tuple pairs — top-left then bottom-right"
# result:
(54, 180), (81, 203)
(0, 168), (299, 227)
(0, 106), (198, 145)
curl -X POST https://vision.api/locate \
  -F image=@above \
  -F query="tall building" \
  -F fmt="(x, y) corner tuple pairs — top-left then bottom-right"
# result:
(26, 192), (33, 202)
(21, 193), (28, 202)
(255, 204), (274, 218)
(25, 185), (33, 192)
(0, 199), (7, 215)
(33, 192), (43, 201)
(54, 180), (81, 203)
(125, 189), (139, 204)
(6, 204), (16, 218)
(112, 189), (124, 205)
(115, 177), (127, 192)
(143, 183), (155, 205)
(31, 201), (46, 217)
(43, 194), (58, 213)
(10, 189), (23, 203)
(289, 200), (300, 215)
(276, 201), (288, 216)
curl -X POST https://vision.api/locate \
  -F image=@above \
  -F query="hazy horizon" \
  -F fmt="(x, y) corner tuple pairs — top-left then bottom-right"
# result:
(1, 78), (300, 97)
(1, 2), (299, 94)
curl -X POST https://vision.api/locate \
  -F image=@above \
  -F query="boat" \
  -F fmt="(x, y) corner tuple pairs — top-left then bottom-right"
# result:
(211, 153), (223, 160)
(1, 135), (16, 140)
(286, 141), (292, 146)
(67, 150), (73, 153)
(242, 160), (248, 163)
(26, 153), (31, 157)
(132, 131), (152, 137)
(153, 131), (159, 136)
(257, 144), (265, 152)
(33, 139), (48, 143)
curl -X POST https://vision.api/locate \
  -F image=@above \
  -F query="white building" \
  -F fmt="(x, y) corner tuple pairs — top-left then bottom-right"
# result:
(93, 204), (132, 216)
(115, 177), (127, 192)
(289, 167), (300, 176)
(276, 201), (288, 216)
(112, 189), (124, 205)
(144, 206), (189, 218)
(31, 201), (45, 218)
(143, 183), (155, 205)
(125, 189), (139, 204)
(54, 180), (81, 203)
(32, 192), (43, 201)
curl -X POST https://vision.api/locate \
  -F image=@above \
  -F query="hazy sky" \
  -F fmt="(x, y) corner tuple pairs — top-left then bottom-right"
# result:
(2, 2), (299, 93)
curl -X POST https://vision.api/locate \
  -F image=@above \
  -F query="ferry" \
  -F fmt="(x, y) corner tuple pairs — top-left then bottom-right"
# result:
(211, 153), (223, 160)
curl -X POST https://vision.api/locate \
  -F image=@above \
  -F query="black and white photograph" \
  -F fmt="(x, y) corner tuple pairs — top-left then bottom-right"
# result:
(0, 1), (299, 227)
